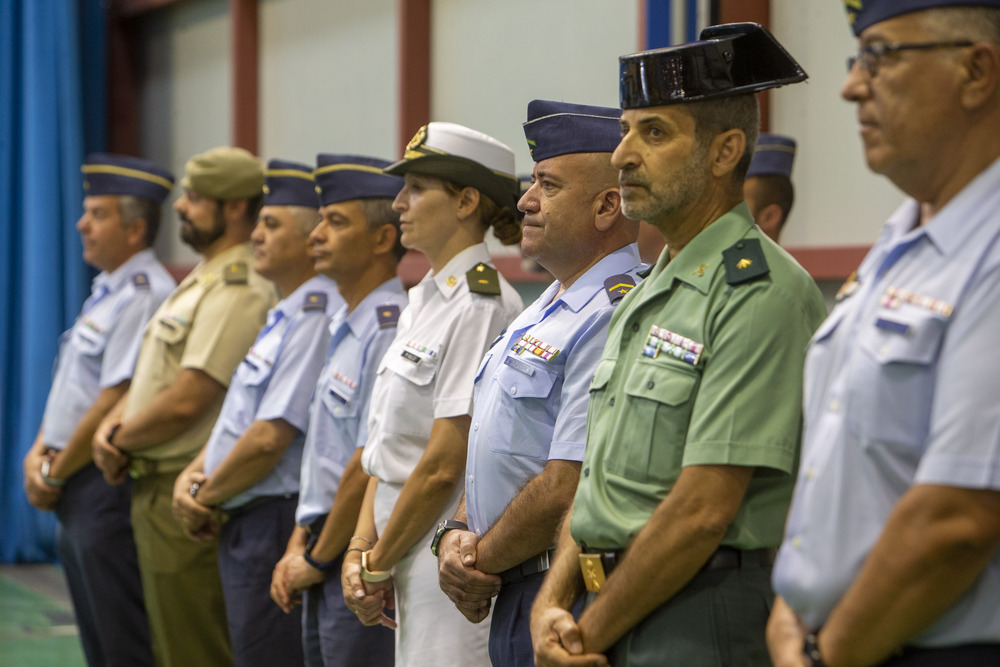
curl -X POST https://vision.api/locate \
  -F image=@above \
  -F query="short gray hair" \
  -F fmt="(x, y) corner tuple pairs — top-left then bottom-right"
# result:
(685, 94), (760, 183)
(118, 195), (160, 247)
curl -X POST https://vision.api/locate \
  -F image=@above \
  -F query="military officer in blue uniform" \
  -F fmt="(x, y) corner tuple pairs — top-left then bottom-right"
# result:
(530, 25), (827, 666)
(435, 99), (643, 667)
(768, 2), (1000, 666)
(269, 154), (406, 667)
(170, 159), (341, 667)
(22, 153), (176, 666)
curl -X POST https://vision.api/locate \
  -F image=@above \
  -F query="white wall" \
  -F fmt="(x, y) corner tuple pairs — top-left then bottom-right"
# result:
(136, 0), (904, 264)
(770, 0), (904, 247)
(429, 0), (640, 175)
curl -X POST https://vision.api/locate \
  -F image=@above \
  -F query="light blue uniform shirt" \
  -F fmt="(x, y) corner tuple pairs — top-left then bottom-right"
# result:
(295, 278), (408, 526)
(203, 275), (342, 510)
(42, 248), (175, 449)
(773, 156), (1000, 646)
(465, 244), (643, 536)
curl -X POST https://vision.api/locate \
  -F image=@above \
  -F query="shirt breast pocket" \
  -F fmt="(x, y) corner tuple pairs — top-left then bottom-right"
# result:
(610, 360), (699, 484)
(490, 358), (559, 459)
(380, 351), (439, 437)
(846, 310), (946, 448)
(71, 323), (109, 358)
(322, 383), (359, 421)
(235, 356), (274, 389)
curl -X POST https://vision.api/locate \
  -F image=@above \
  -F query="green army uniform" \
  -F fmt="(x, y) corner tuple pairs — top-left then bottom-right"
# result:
(125, 242), (275, 667)
(571, 203), (827, 665)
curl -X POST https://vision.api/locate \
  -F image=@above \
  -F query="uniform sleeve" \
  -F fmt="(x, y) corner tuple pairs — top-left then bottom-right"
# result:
(682, 280), (820, 473)
(433, 297), (516, 420)
(548, 310), (611, 462)
(180, 284), (271, 386)
(353, 326), (398, 450)
(916, 262), (1000, 489)
(254, 312), (333, 432)
(99, 290), (161, 388)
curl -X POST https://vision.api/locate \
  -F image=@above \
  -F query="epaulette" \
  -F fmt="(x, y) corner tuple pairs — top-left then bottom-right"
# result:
(224, 262), (249, 285)
(466, 262), (501, 296)
(637, 264), (654, 279)
(604, 274), (636, 305)
(132, 272), (150, 290)
(722, 238), (769, 285)
(377, 304), (401, 328)
(302, 292), (327, 312)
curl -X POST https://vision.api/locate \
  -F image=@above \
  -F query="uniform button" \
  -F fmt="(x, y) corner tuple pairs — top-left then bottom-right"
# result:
(830, 399), (839, 412)
(792, 537), (801, 548)
(510, 386), (517, 395)
(631, 322), (640, 333)
(609, 397), (615, 406)
(583, 467), (590, 477)
(805, 467), (815, 480)
(473, 423), (479, 431)
(880, 344), (890, 356)
(647, 381), (655, 390)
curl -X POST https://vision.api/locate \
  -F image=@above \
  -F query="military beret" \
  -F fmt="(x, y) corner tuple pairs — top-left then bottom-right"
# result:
(522, 100), (622, 162)
(180, 146), (264, 200)
(82, 153), (174, 204)
(620, 23), (807, 109)
(385, 122), (520, 215)
(845, 0), (1000, 36)
(314, 155), (403, 206)
(263, 159), (320, 208)
(747, 133), (797, 179)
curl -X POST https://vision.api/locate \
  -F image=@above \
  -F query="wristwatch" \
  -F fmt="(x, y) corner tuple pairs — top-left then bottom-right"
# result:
(803, 632), (827, 667)
(360, 550), (392, 582)
(429, 519), (468, 556)
(40, 459), (66, 487)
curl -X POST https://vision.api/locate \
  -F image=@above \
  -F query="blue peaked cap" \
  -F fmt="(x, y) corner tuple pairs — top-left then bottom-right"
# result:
(522, 100), (622, 162)
(314, 154), (403, 206)
(264, 159), (320, 208)
(82, 153), (174, 204)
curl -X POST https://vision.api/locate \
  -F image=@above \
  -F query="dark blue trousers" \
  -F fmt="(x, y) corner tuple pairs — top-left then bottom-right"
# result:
(489, 572), (546, 667)
(301, 529), (394, 667)
(55, 463), (154, 667)
(218, 496), (304, 667)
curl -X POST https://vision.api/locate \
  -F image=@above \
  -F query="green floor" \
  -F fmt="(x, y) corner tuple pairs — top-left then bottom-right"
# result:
(0, 565), (86, 666)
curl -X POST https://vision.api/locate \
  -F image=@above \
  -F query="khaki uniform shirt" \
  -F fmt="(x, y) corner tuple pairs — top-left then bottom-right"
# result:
(571, 204), (827, 551)
(125, 243), (276, 466)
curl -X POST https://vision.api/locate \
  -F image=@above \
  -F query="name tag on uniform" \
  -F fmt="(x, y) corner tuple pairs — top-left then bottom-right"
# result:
(503, 355), (535, 377)
(327, 388), (348, 404)
(401, 350), (421, 364)
(875, 317), (911, 336)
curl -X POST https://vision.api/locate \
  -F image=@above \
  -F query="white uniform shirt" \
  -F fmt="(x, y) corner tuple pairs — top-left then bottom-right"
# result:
(362, 243), (522, 505)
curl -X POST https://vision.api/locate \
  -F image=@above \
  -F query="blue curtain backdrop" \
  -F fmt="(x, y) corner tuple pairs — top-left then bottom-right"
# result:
(0, 0), (106, 562)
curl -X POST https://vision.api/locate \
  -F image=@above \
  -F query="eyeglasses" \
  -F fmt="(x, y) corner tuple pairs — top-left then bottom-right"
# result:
(847, 40), (973, 76)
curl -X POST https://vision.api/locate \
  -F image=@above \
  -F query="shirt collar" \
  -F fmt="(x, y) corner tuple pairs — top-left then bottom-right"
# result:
(341, 276), (405, 337)
(273, 274), (336, 319)
(654, 202), (756, 295)
(547, 243), (643, 314)
(94, 247), (157, 293)
(183, 243), (254, 287)
(426, 243), (492, 300)
(918, 154), (1000, 258)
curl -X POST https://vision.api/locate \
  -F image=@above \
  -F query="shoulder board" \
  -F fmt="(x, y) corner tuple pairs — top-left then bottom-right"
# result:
(377, 304), (401, 328)
(302, 292), (327, 312)
(603, 274), (636, 305)
(466, 262), (501, 296)
(223, 262), (249, 285)
(131, 272), (150, 290)
(637, 264), (654, 280)
(722, 238), (770, 286)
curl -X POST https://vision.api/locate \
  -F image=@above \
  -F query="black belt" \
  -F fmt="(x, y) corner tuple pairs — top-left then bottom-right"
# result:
(500, 549), (555, 586)
(224, 493), (297, 519)
(587, 545), (777, 578)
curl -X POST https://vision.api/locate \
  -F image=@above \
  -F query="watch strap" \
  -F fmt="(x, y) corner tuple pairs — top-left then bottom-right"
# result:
(803, 632), (827, 667)
(360, 550), (392, 582)
(303, 548), (337, 573)
(40, 459), (67, 487)
(430, 519), (469, 556)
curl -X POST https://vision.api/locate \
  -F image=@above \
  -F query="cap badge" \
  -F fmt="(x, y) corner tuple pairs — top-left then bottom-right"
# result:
(407, 125), (428, 152)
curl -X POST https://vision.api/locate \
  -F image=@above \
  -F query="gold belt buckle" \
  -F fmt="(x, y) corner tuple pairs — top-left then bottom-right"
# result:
(579, 553), (607, 593)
